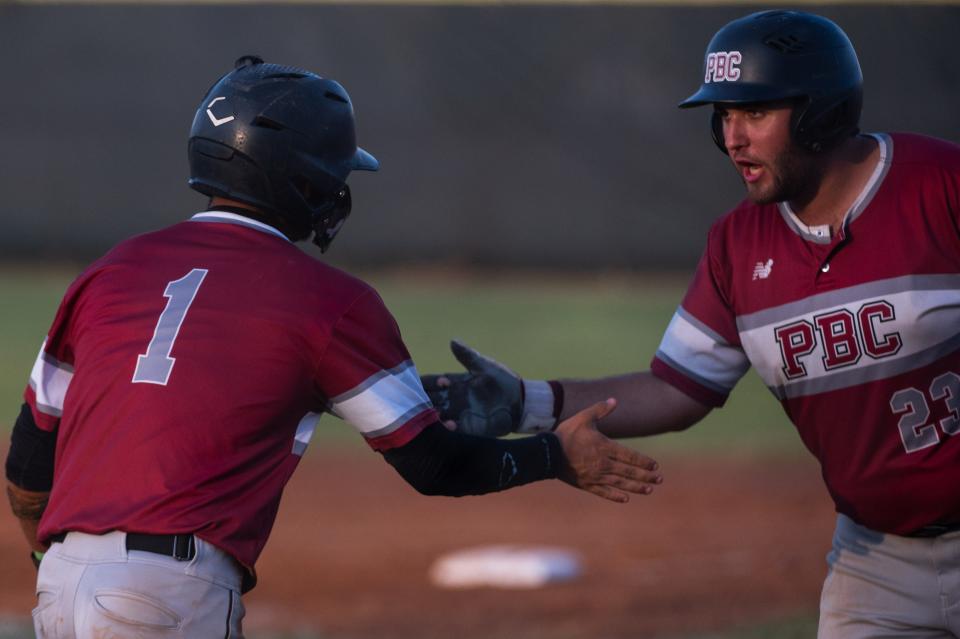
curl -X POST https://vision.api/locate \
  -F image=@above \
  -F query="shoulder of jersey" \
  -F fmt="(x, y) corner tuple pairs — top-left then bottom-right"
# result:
(885, 131), (960, 168)
(95, 222), (377, 299)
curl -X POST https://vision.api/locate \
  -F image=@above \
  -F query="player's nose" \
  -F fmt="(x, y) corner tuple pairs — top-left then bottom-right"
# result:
(723, 115), (749, 153)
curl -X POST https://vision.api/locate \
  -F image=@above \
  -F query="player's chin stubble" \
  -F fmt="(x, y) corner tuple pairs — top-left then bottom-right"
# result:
(741, 144), (822, 206)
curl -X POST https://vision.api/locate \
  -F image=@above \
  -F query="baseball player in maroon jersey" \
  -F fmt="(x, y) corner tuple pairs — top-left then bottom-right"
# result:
(422, 10), (960, 637)
(3, 56), (663, 637)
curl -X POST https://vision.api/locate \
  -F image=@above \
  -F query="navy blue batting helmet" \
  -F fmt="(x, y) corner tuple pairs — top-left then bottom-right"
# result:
(680, 10), (863, 154)
(188, 56), (378, 251)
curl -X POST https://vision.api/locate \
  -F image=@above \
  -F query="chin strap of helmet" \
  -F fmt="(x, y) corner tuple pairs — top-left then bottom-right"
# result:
(311, 185), (352, 253)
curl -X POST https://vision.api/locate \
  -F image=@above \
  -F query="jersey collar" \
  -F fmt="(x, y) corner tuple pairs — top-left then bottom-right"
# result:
(189, 211), (291, 243)
(778, 133), (893, 244)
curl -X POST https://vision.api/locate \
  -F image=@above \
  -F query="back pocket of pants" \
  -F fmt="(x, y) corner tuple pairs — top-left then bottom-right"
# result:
(93, 589), (182, 630)
(33, 589), (61, 639)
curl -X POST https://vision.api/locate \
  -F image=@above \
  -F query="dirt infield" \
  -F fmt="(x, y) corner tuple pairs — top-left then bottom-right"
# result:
(0, 446), (836, 638)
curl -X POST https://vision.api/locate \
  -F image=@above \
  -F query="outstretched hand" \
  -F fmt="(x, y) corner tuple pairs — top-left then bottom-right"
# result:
(420, 340), (523, 437)
(553, 398), (662, 503)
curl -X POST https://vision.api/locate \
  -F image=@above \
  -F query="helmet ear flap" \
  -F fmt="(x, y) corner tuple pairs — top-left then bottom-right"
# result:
(791, 97), (823, 152)
(288, 171), (354, 252)
(710, 111), (728, 155)
(794, 95), (861, 153)
(311, 185), (352, 253)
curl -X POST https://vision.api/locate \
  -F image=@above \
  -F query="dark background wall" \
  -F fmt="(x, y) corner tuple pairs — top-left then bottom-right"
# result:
(1, 4), (958, 269)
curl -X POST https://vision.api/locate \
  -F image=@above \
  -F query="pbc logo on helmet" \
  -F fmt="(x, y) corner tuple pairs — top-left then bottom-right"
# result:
(705, 51), (742, 83)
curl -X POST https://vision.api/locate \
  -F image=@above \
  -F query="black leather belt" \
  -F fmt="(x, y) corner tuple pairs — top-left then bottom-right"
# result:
(905, 522), (960, 538)
(49, 532), (196, 561)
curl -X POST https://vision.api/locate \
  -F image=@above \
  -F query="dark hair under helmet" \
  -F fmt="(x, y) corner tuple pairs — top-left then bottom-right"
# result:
(188, 56), (378, 251)
(679, 10), (863, 154)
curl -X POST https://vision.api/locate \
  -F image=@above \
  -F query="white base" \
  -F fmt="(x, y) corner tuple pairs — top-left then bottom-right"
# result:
(429, 545), (581, 589)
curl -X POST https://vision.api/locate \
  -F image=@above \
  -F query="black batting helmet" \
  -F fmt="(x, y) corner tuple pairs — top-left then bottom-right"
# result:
(679, 10), (863, 154)
(188, 56), (378, 251)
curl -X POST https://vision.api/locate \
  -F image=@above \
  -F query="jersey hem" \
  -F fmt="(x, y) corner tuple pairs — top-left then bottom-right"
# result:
(365, 408), (438, 451)
(650, 357), (727, 408)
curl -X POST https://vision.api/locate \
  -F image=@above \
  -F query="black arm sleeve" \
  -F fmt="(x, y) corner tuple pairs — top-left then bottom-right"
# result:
(5, 403), (56, 491)
(382, 423), (564, 497)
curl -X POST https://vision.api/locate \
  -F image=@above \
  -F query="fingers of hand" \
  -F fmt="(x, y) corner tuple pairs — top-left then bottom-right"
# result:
(604, 473), (661, 495)
(563, 454), (661, 497)
(420, 374), (449, 392)
(422, 373), (464, 391)
(605, 445), (659, 472)
(451, 339), (515, 377)
(586, 484), (630, 504)
(590, 460), (661, 493)
(571, 441), (661, 494)
(450, 339), (484, 372)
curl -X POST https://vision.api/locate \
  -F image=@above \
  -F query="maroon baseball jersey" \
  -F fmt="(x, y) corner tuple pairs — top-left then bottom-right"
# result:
(652, 133), (960, 534)
(26, 211), (438, 571)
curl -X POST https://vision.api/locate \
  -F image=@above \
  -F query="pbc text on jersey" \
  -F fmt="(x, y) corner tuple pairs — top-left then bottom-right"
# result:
(774, 300), (901, 379)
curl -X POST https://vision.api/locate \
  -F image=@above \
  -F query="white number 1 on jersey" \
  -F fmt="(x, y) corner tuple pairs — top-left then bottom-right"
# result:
(132, 268), (208, 385)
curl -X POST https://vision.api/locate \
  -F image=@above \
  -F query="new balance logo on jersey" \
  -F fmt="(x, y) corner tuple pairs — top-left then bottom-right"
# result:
(773, 300), (903, 379)
(705, 51), (742, 83)
(752, 259), (774, 280)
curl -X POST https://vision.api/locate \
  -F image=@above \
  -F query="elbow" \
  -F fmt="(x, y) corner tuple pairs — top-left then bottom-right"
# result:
(668, 403), (713, 432)
(666, 417), (699, 433)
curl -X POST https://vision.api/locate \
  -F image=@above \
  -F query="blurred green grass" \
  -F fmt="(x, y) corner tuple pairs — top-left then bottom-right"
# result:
(0, 268), (76, 415)
(0, 267), (803, 456)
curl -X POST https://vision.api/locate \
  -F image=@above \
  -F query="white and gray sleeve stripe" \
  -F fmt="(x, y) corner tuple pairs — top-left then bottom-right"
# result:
(329, 360), (433, 438)
(657, 310), (750, 393)
(28, 339), (74, 417)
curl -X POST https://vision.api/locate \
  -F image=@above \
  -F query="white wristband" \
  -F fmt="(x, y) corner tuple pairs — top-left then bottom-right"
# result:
(518, 379), (556, 433)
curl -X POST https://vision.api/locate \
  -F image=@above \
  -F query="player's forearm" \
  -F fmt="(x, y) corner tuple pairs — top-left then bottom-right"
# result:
(6, 403), (56, 552)
(6, 482), (49, 552)
(557, 371), (711, 439)
(383, 423), (561, 497)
